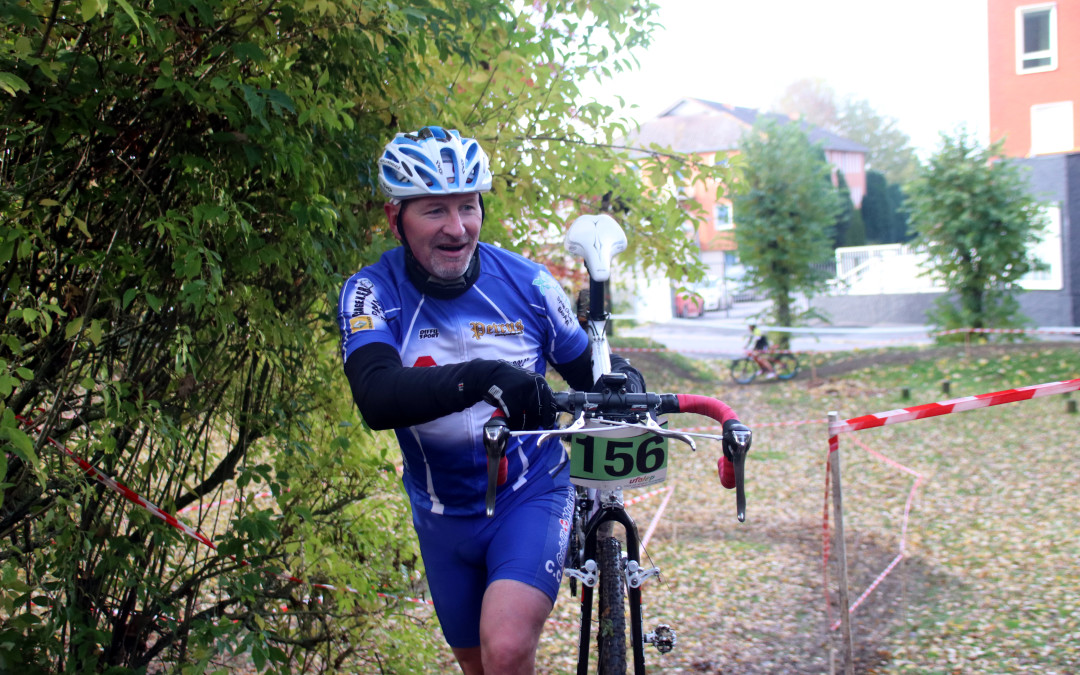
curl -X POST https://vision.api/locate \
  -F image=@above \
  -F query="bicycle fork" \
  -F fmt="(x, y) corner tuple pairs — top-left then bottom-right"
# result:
(566, 503), (673, 675)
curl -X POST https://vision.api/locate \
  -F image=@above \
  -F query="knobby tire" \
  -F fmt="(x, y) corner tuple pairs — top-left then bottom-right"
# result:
(773, 353), (800, 380)
(730, 357), (757, 384)
(597, 535), (627, 675)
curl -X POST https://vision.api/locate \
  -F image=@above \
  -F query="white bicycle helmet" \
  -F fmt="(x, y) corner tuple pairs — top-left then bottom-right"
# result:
(377, 126), (493, 201)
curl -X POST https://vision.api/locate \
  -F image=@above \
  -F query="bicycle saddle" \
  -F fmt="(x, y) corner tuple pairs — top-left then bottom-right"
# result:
(565, 214), (627, 282)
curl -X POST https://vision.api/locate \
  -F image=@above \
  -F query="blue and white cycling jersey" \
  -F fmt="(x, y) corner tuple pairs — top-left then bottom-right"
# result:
(338, 243), (588, 516)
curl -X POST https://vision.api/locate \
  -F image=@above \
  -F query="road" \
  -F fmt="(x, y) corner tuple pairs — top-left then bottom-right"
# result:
(620, 300), (1078, 357)
(621, 300), (931, 357)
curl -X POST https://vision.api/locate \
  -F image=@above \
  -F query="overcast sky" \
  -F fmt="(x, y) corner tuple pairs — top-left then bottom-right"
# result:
(585, 0), (990, 157)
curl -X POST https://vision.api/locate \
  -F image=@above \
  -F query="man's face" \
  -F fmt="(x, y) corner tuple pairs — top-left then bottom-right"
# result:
(386, 192), (482, 280)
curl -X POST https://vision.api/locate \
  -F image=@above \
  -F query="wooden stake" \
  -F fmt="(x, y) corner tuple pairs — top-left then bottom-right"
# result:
(828, 412), (856, 675)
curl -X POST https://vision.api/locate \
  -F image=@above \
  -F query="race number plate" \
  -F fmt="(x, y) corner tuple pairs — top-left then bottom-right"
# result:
(568, 420), (669, 489)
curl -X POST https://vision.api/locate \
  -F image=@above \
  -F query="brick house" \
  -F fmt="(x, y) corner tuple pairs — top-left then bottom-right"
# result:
(989, 0), (1080, 325)
(622, 97), (868, 276)
(989, 0), (1078, 157)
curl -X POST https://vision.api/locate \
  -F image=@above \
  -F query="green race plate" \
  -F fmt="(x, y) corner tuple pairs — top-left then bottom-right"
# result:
(568, 419), (669, 489)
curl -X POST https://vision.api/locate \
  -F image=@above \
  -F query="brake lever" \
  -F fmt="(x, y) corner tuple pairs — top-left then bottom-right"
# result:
(527, 412), (629, 446)
(589, 417), (700, 451)
(727, 428), (752, 522)
(482, 414), (510, 518)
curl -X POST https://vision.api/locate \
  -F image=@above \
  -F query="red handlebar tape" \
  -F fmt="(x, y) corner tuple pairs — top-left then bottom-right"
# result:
(675, 394), (739, 489)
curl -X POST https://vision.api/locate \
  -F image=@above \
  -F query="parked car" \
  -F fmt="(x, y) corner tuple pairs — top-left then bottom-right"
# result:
(674, 289), (705, 318)
(725, 265), (766, 303)
(673, 277), (732, 318)
(695, 276), (733, 311)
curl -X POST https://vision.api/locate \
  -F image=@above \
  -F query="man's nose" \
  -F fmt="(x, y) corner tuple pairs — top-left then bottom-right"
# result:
(442, 210), (467, 236)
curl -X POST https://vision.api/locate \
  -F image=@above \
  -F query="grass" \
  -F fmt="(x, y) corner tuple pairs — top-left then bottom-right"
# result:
(530, 341), (1080, 674)
(407, 342), (1080, 673)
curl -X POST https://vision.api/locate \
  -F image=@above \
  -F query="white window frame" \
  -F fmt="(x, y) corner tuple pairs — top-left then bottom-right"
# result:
(714, 202), (734, 231)
(1020, 206), (1063, 290)
(1030, 101), (1075, 155)
(1015, 3), (1057, 74)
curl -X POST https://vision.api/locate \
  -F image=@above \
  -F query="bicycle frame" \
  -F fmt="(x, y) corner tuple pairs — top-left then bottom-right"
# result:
(564, 214), (658, 674)
(481, 215), (748, 673)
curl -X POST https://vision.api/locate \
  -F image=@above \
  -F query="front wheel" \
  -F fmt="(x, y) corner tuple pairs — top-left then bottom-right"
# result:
(772, 353), (800, 380)
(730, 357), (758, 385)
(597, 536), (627, 675)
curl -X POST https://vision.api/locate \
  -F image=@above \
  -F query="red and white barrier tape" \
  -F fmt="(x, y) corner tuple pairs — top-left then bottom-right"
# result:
(639, 486), (676, 554)
(823, 376), (1079, 629)
(624, 485), (669, 507)
(829, 378), (1080, 435)
(17, 415), (219, 551)
(15, 414), (429, 610)
(825, 435), (923, 631)
(17, 413), (685, 618)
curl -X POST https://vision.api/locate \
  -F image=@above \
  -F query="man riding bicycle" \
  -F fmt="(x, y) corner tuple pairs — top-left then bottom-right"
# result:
(745, 324), (776, 379)
(337, 126), (642, 674)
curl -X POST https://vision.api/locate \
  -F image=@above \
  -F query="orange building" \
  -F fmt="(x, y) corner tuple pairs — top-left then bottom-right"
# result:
(624, 98), (867, 256)
(988, 0), (1079, 156)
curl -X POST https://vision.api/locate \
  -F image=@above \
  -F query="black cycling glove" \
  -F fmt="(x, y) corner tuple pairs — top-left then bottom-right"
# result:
(462, 359), (556, 431)
(609, 353), (646, 393)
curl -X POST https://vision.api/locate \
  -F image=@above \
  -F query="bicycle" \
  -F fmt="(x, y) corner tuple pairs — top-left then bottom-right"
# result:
(730, 347), (800, 384)
(482, 215), (753, 674)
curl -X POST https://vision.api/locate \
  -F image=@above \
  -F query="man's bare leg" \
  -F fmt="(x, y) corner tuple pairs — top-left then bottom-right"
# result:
(449, 579), (552, 675)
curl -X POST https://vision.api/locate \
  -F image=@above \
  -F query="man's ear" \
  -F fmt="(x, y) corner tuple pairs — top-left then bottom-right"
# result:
(384, 202), (402, 242)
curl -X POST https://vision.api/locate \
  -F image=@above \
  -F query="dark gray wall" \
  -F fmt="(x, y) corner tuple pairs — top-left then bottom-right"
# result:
(1013, 153), (1078, 326)
(1066, 153), (1080, 324)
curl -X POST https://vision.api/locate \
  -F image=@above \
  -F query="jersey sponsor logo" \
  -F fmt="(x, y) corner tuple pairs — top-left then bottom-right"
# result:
(469, 319), (525, 340)
(531, 272), (559, 294)
(349, 315), (374, 333)
(413, 355), (436, 367)
(555, 294), (574, 327)
(418, 328), (440, 339)
(534, 273), (575, 327)
(351, 278), (385, 319)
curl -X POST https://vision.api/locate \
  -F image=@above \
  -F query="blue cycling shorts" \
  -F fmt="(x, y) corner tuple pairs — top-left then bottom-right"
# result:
(411, 464), (575, 648)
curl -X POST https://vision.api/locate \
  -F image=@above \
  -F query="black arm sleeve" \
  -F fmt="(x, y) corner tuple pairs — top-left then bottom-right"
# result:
(344, 343), (478, 430)
(550, 343), (594, 392)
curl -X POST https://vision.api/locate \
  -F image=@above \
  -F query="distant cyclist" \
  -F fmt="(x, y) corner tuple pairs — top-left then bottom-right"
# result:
(745, 324), (776, 379)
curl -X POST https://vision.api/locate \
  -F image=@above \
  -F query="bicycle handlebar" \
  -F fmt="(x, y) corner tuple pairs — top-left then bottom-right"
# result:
(482, 379), (752, 520)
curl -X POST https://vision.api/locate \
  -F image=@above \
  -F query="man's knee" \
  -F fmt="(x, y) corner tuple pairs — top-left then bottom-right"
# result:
(481, 631), (536, 673)
(478, 580), (550, 673)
